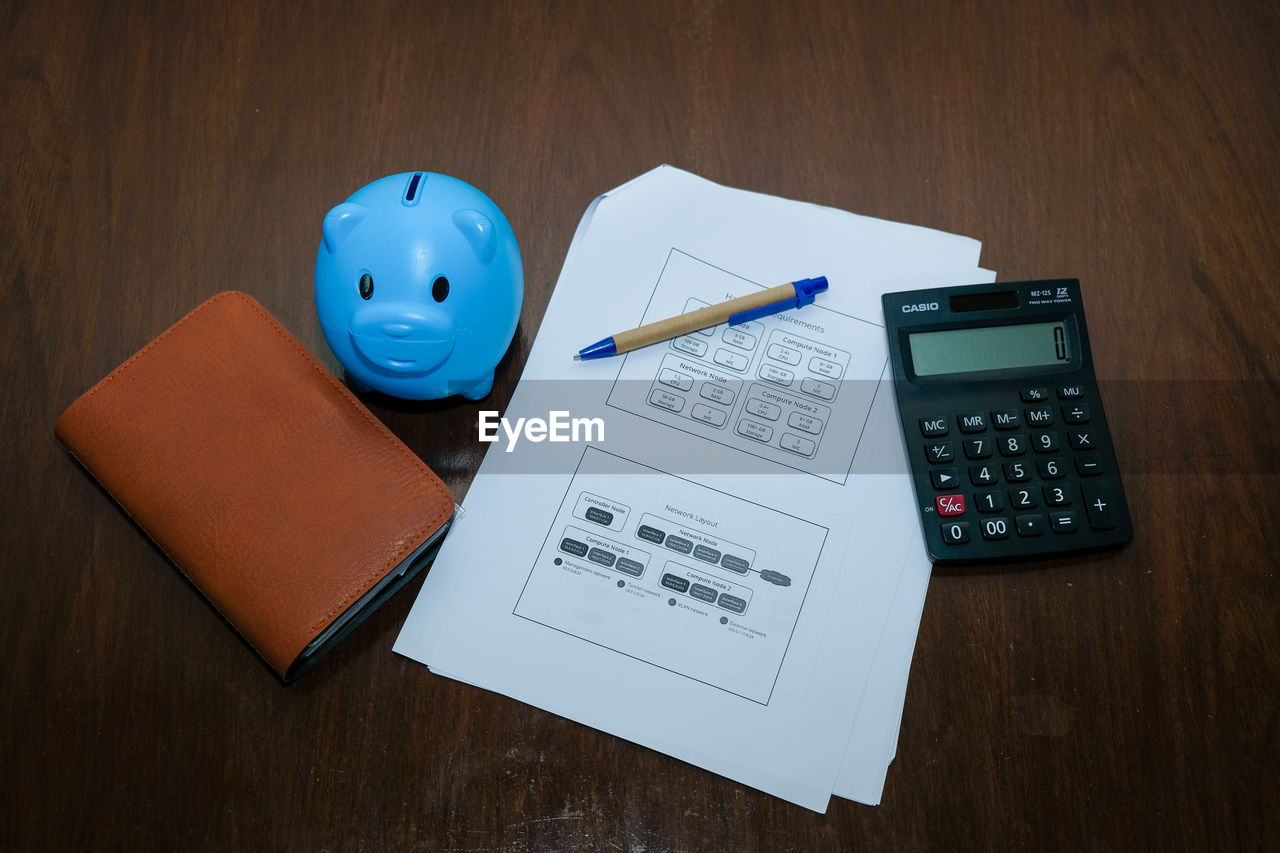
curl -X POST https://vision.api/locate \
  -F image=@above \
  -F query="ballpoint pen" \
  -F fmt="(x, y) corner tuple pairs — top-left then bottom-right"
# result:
(573, 276), (828, 360)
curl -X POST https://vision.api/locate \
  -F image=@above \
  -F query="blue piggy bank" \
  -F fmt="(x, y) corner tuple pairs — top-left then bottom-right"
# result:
(315, 172), (523, 400)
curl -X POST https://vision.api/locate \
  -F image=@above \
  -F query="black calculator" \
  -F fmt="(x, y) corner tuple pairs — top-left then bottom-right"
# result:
(883, 280), (1132, 564)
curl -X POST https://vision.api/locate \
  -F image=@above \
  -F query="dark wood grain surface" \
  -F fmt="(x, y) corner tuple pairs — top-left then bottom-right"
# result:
(4, 1), (1277, 850)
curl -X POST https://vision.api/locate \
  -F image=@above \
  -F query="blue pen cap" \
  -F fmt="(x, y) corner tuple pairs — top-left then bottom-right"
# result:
(728, 276), (830, 325)
(792, 276), (829, 301)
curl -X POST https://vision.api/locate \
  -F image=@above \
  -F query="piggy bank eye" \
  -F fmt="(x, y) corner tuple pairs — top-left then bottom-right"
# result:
(359, 273), (374, 300)
(432, 276), (450, 302)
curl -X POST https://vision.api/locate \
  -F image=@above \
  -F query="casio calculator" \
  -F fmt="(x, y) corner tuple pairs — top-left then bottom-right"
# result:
(883, 280), (1132, 564)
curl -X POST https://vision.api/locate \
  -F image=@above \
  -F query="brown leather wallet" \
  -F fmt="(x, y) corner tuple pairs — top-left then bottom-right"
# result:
(55, 291), (454, 680)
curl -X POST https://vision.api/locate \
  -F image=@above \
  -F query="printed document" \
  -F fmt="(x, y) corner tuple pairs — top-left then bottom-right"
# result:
(395, 166), (992, 810)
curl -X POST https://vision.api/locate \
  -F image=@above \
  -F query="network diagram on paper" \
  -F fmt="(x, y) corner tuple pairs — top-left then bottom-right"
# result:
(513, 250), (889, 705)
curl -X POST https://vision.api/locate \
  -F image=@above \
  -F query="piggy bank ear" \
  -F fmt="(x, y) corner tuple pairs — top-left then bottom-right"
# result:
(322, 202), (368, 253)
(452, 209), (497, 264)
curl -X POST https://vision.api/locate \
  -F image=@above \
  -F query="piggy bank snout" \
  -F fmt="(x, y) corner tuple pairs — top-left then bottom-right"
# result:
(348, 301), (456, 375)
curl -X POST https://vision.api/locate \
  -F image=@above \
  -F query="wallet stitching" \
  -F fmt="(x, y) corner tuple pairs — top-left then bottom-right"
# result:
(67, 290), (454, 642)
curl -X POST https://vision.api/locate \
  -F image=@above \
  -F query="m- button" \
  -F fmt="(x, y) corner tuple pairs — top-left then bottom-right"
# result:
(992, 409), (1021, 429)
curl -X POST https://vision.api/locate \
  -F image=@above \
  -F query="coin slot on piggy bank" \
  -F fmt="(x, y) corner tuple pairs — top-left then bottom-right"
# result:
(315, 172), (523, 400)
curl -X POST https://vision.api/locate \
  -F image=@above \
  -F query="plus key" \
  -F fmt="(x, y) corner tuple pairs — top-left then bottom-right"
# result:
(1082, 483), (1119, 529)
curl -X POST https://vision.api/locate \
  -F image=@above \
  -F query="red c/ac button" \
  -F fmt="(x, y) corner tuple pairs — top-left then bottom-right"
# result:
(935, 494), (966, 516)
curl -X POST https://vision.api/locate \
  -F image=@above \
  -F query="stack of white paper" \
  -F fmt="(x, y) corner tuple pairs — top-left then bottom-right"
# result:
(395, 166), (992, 810)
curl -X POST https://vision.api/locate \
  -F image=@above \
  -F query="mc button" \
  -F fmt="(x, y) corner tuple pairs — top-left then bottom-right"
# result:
(920, 417), (949, 437)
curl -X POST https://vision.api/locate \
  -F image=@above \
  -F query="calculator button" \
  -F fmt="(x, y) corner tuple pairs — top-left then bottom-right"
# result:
(1082, 483), (1120, 529)
(1020, 387), (1050, 402)
(1024, 405), (1054, 427)
(1032, 430), (1061, 453)
(958, 413), (988, 433)
(925, 441), (955, 463)
(1003, 461), (1031, 482)
(998, 435), (1027, 456)
(920, 417), (949, 437)
(931, 469), (960, 489)
(1069, 430), (1097, 450)
(992, 409), (1021, 429)
(1058, 385), (1083, 399)
(1037, 458), (1066, 479)
(935, 494), (966, 516)
(1075, 456), (1104, 476)
(980, 517), (1012, 540)
(969, 464), (998, 485)
(973, 489), (1005, 512)
(1043, 485), (1072, 506)
(1062, 403), (1091, 424)
(963, 438), (993, 459)
(1016, 514), (1046, 537)
(940, 521), (970, 544)
(1050, 511), (1080, 533)
(1009, 487), (1038, 509)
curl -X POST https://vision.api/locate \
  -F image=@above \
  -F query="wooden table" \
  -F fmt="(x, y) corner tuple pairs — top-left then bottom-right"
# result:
(4, 1), (1276, 849)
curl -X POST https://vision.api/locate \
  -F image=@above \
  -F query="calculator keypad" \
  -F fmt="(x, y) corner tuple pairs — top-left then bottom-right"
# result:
(921, 385), (1128, 559)
(885, 280), (1132, 563)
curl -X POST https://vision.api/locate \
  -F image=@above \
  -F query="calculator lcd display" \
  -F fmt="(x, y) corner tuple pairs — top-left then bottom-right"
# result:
(909, 321), (1070, 376)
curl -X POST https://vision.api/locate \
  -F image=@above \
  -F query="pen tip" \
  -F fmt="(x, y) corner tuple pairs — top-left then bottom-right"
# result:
(572, 353), (580, 361)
